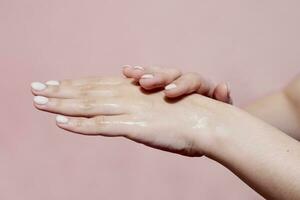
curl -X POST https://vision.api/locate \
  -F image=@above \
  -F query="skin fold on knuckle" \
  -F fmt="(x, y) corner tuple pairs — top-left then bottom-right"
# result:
(165, 68), (182, 82)
(94, 116), (107, 128)
(78, 84), (96, 96)
(79, 98), (95, 112)
(73, 118), (84, 128)
(53, 99), (63, 110)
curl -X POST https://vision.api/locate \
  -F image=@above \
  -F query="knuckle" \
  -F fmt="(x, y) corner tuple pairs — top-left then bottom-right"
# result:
(79, 98), (95, 111)
(74, 118), (84, 128)
(54, 98), (63, 108)
(83, 83), (94, 90)
(94, 116), (106, 126)
(79, 83), (95, 93)
(169, 67), (182, 76)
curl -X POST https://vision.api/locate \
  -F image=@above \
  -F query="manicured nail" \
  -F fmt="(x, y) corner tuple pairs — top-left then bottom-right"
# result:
(123, 65), (132, 69)
(31, 82), (47, 91)
(141, 74), (154, 79)
(46, 80), (60, 86)
(56, 115), (69, 124)
(34, 96), (49, 105)
(133, 66), (144, 70)
(165, 83), (177, 90)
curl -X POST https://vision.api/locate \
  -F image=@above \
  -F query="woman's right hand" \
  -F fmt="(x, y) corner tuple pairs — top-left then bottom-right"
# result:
(122, 65), (232, 104)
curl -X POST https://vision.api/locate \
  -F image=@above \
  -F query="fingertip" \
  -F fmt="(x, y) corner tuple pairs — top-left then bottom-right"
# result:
(56, 115), (69, 126)
(122, 65), (133, 78)
(214, 83), (231, 103)
(123, 65), (145, 80)
(164, 83), (179, 98)
(164, 90), (180, 98)
(164, 83), (189, 98)
(139, 74), (163, 89)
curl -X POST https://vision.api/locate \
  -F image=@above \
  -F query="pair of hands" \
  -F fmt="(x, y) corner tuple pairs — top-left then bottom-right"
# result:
(31, 66), (234, 157)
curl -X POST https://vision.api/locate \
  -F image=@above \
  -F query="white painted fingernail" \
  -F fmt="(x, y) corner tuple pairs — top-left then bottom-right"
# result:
(133, 66), (144, 70)
(123, 65), (132, 69)
(165, 83), (177, 90)
(34, 96), (49, 105)
(141, 74), (154, 79)
(31, 82), (47, 91)
(56, 115), (69, 124)
(46, 80), (60, 86)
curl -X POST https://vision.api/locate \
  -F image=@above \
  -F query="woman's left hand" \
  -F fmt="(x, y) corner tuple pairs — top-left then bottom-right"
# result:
(31, 76), (233, 157)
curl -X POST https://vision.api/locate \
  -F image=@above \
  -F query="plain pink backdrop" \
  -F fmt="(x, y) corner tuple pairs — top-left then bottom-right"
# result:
(1, 0), (300, 199)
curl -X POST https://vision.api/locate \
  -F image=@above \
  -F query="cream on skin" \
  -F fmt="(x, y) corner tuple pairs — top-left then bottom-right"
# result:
(31, 76), (300, 200)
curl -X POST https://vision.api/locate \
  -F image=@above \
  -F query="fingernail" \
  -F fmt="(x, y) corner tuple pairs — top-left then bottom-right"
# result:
(122, 65), (132, 69)
(133, 66), (144, 70)
(141, 74), (154, 79)
(56, 115), (69, 124)
(165, 83), (177, 90)
(34, 96), (49, 105)
(46, 80), (60, 86)
(31, 82), (47, 91)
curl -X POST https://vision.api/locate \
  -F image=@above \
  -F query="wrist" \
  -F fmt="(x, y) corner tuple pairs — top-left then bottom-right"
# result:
(185, 95), (242, 157)
(190, 101), (258, 159)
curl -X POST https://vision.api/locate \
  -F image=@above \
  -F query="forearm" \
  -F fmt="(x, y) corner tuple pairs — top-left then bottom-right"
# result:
(203, 106), (300, 200)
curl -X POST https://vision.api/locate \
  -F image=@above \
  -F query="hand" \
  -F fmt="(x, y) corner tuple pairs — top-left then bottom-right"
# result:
(122, 65), (232, 104)
(31, 77), (232, 157)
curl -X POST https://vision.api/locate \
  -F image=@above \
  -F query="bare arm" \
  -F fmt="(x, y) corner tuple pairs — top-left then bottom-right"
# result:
(245, 75), (300, 140)
(31, 76), (300, 200)
(205, 105), (300, 200)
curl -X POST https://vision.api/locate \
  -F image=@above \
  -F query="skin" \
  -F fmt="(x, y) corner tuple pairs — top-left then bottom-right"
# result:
(123, 65), (300, 141)
(246, 74), (300, 141)
(122, 65), (232, 103)
(31, 69), (300, 200)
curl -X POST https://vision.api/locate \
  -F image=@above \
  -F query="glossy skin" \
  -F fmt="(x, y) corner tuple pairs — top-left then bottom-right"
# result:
(31, 69), (300, 200)
(122, 65), (232, 103)
(123, 65), (300, 141)
(31, 77), (232, 157)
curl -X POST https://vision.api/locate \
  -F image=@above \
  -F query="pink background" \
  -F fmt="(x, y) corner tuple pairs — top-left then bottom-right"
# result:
(1, 0), (300, 199)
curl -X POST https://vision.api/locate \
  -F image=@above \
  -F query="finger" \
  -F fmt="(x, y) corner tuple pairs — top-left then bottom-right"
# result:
(122, 65), (182, 89)
(31, 83), (79, 98)
(31, 82), (118, 99)
(164, 73), (214, 98)
(138, 66), (182, 90)
(122, 65), (145, 79)
(33, 96), (125, 117)
(55, 114), (138, 137)
(47, 77), (124, 87)
(213, 83), (233, 104)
